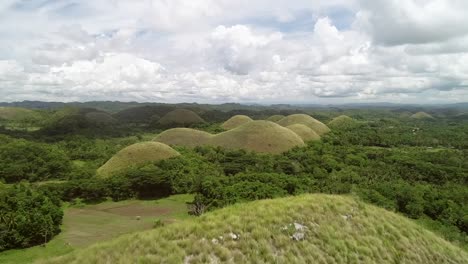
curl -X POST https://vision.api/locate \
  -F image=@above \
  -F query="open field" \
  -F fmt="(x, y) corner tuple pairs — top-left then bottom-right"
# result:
(0, 194), (194, 264)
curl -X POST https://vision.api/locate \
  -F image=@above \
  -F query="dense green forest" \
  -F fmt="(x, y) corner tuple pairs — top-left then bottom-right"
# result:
(0, 103), (467, 252)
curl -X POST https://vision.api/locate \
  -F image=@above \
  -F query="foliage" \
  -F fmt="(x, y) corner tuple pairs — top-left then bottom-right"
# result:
(0, 184), (63, 251)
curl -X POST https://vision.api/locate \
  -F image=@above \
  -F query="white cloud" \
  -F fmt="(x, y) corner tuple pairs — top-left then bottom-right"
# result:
(0, 0), (467, 103)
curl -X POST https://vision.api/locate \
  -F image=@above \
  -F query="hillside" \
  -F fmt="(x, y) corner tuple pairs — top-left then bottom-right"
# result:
(42, 194), (468, 264)
(158, 109), (205, 126)
(328, 115), (358, 129)
(96, 142), (180, 177)
(410, 112), (434, 120)
(153, 128), (213, 148)
(0, 107), (41, 121)
(286, 124), (321, 142)
(221, 115), (253, 130)
(277, 114), (330, 135)
(209, 120), (305, 154)
(266, 114), (285, 122)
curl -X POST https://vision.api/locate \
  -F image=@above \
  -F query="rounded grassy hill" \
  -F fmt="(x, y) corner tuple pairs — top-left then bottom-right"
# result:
(410, 112), (434, 120)
(96, 142), (180, 177)
(42, 194), (468, 264)
(84, 111), (117, 125)
(221, 115), (253, 130)
(153, 128), (213, 148)
(277, 114), (330, 135)
(209, 120), (305, 154)
(266, 114), (285, 122)
(0, 107), (41, 121)
(158, 109), (205, 126)
(328, 115), (358, 129)
(286, 124), (321, 142)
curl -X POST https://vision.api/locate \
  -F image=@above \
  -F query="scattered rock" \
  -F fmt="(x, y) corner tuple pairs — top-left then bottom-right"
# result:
(292, 232), (305, 241)
(211, 238), (219, 244)
(341, 214), (352, 221)
(228, 232), (240, 240)
(135, 216), (141, 220)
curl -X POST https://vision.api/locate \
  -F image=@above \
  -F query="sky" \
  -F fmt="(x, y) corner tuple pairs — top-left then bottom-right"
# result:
(0, 0), (467, 104)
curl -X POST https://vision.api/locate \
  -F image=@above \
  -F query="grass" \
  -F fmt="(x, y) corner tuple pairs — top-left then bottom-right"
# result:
(221, 115), (253, 130)
(40, 194), (468, 264)
(0, 194), (194, 264)
(153, 128), (213, 148)
(277, 114), (331, 135)
(328, 115), (359, 129)
(158, 109), (205, 125)
(0, 107), (41, 121)
(286, 124), (321, 142)
(209, 120), (305, 154)
(96, 142), (180, 177)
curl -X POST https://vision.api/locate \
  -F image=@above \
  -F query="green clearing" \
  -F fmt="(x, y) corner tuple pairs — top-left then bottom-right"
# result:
(0, 194), (194, 264)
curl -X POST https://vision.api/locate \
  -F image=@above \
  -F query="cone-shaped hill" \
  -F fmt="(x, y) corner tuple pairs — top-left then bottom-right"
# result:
(153, 128), (213, 148)
(277, 114), (330, 135)
(209, 120), (305, 154)
(96, 142), (180, 177)
(410, 112), (434, 120)
(221, 115), (253, 130)
(158, 109), (205, 126)
(328, 115), (358, 129)
(266, 114), (285, 122)
(42, 194), (468, 264)
(286, 124), (321, 142)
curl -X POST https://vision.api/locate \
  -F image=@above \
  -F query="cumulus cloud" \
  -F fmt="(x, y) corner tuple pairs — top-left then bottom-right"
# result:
(0, 0), (467, 103)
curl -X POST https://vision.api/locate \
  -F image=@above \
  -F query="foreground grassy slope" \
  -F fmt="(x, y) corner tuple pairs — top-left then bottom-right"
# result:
(96, 142), (180, 177)
(42, 194), (468, 264)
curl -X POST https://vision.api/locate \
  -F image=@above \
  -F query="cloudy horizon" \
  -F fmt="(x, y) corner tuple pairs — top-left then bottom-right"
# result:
(1, 0), (467, 104)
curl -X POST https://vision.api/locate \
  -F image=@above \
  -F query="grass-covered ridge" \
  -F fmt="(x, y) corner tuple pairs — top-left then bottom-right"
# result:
(41, 194), (468, 264)
(221, 115), (253, 130)
(277, 114), (331, 135)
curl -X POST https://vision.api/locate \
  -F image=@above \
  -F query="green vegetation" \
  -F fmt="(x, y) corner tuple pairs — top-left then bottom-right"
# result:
(41, 195), (468, 264)
(277, 114), (331, 135)
(221, 115), (253, 130)
(0, 195), (193, 264)
(96, 142), (180, 177)
(0, 184), (63, 251)
(1, 102), (467, 263)
(83, 112), (117, 125)
(286, 124), (321, 142)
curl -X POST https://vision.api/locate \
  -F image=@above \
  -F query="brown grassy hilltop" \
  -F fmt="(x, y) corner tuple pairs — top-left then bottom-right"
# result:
(158, 109), (205, 126)
(286, 124), (321, 142)
(277, 114), (330, 135)
(96, 142), (180, 177)
(153, 128), (213, 148)
(221, 115), (253, 130)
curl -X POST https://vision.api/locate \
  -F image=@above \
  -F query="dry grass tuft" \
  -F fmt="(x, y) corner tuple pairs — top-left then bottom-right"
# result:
(221, 115), (253, 130)
(286, 124), (321, 142)
(277, 114), (330, 135)
(96, 142), (180, 177)
(41, 194), (468, 264)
